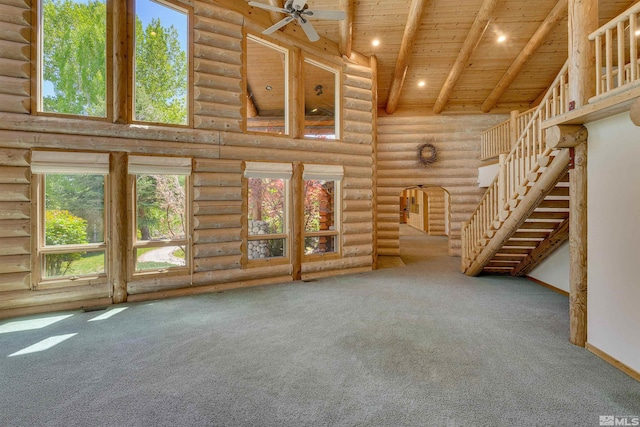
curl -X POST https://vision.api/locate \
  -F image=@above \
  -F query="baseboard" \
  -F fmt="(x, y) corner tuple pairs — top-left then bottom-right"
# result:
(525, 276), (569, 297)
(586, 343), (640, 383)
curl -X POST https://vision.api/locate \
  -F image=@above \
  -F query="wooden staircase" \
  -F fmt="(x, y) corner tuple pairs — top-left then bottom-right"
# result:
(461, 62), (572, 277)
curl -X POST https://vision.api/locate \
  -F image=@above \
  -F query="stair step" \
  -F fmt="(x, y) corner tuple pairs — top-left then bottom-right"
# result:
(529, 211), (570, 219)
(513, 231), (550, 239)
(538, 199), (570, 209)
(520, 221), (563, 229)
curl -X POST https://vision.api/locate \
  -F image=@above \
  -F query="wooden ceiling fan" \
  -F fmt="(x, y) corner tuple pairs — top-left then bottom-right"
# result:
(248, 0), (346, 42)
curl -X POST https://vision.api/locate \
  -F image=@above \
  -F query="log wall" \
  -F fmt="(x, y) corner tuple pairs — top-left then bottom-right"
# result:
(0, 1), (375, 317)
(376, 113), (507, 256)
(0, 0), (31, 115)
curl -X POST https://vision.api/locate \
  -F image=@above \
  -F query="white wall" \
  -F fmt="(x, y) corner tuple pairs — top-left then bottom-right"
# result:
(528, 241), (569, 293)
(586, 112), (640, 374)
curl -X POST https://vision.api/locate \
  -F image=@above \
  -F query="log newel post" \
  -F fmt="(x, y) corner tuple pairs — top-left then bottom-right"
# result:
(509, 110), (519, 148)
(568, 0), (598, 109)
(569, 142), (587, 347)
(498, 153), (508, 221)
(110, 152), (128, 304)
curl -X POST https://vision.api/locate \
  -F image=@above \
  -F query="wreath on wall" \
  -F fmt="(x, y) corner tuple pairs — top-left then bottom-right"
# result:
(418, 143), (437, 166)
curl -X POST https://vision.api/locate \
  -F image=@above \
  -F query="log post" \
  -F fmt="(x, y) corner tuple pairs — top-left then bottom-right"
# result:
(498, 154), (508, 220)
(110, 152), (128, 303)
(568, 0), (598, 108)
(569, 142), (587, 347)
(509, 110), (519, 148)
(370, 55), (378, 269)
(338, 0), (354, 57)
(630, 98), (640, 127)
(291, 161), (303, 280)
(546, 125), (588, 149)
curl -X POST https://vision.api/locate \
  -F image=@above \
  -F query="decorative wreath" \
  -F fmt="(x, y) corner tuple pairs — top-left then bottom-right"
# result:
(418, 143), (437, 166)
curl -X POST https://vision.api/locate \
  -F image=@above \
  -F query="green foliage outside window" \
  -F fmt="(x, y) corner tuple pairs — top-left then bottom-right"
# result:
(44, 210), (88, 277)
(42, 0), (188, 124)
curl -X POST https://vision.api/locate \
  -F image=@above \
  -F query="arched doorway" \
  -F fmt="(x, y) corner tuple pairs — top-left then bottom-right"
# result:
(398, 186), (451, 263)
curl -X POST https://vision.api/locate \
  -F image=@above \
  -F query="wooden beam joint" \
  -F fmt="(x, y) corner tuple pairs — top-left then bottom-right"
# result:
(546, 125), (588, 149)
(631, 98), (640, 127)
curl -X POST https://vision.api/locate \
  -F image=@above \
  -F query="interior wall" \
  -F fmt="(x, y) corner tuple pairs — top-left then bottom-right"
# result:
(0, 1), (375, 318)
(586, 111), (640, 374)
(376, 113), (507, 256)
(527, 241), (569, 293)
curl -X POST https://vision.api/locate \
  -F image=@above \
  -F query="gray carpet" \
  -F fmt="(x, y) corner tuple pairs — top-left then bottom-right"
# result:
(1, 226), (639, 426)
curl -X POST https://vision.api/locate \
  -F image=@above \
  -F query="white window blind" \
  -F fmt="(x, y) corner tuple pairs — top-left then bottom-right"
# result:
(244, 162), (292, 179)
(128, 155), (192, 175)
(302, 164), (344, 181)
(31, 151), (110, 174)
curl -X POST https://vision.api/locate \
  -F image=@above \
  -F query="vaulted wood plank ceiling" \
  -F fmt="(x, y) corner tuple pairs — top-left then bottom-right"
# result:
(245, 0), (635, 114)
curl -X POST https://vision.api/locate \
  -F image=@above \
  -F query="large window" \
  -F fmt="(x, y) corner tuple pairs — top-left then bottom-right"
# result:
(303, 165), (342, 256)
(245, 162), (292, 262)
(134, 0), (189, 125)
(303, 59), (340, 139)
(32, 151), (109, 284)
(129, 156), (191, 273)
(39, 0), (190, 124)
(245, 36), (289, 135)
(41, 0), (107, 116)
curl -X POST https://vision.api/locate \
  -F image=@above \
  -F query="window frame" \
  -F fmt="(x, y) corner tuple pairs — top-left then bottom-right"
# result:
(35, 0), (112, 120)
(244, 34), (291, 136)
(32, 151), (110, 289)
(302, 164), (343, 260)
(302, 56), (341, 141)
(129, 0), (193, 127)
(34, 0), (193, 126)
(129, 155), (192, 277)
(244, 162), (292, 267)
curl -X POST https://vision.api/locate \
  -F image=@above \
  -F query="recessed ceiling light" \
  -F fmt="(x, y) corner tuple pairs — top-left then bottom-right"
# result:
(372, 39), (380, 47)
(418, 81), (426, 87)
(636, 29), (640, 36)
(497, 35), (507, 43)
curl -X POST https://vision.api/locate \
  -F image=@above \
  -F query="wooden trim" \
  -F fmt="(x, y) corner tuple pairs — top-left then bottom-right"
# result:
(384, 0), (428, 115)
(291, 161), (303, 280)
(432, 0), (499, 114)
(370, 54), (378, 269)
(525, 276), (569, 297)
(586, 343), (640, 383)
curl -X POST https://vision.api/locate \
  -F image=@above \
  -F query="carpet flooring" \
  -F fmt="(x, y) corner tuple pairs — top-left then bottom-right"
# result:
(1, 225), (639, 426)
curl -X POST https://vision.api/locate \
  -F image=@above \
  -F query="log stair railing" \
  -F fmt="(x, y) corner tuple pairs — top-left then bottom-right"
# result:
(462, 61), (571, 276)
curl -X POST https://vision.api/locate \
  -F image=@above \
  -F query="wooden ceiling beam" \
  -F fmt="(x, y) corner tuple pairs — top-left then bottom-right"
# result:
(338, 0), (354, 57)
(384, 0), (429, 115)
(432, 0), (499, 114)
(267, 0), (285, 24)
(481, 0), (568, 113)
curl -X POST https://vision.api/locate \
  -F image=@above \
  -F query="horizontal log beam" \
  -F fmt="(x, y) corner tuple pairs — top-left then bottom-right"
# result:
(546, 125), (588, 149)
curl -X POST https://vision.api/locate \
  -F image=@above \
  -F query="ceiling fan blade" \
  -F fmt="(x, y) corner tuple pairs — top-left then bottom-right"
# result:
(263, 16), (295, 34)
(248, 1), (287, 14)
(302, 9), (346, 20)
(297, 17), (319, 42)
(291, 0), (308, 11)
